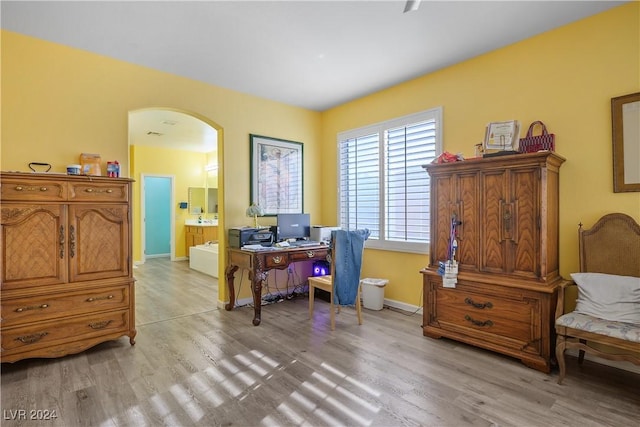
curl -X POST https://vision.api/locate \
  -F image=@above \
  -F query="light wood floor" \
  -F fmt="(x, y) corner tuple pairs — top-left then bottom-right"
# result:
(2, 258), (639, 427)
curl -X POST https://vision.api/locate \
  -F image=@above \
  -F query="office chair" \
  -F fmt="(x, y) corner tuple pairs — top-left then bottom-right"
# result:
(308, 229), (369, 330)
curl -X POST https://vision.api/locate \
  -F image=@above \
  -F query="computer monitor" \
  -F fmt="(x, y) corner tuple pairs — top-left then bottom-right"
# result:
(276, 213), (310, 241)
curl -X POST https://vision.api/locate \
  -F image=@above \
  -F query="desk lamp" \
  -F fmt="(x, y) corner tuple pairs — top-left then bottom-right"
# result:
(246, 203), (265, 228)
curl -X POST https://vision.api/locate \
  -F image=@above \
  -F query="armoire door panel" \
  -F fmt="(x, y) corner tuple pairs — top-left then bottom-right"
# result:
(456, 173), (479, 271)
(481, 171), (507, 273)
(510, 168), (540, 277)
(1, 204), (67, 289)
(431, 175), (455, 266)
(68, 205), (129, 282)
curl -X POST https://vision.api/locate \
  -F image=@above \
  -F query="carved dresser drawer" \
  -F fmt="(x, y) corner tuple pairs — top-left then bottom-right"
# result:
(289, 248), (328, 262)
(262, 253), (290, 269)
(1, 309), (129, 357)
(434, 286), (534, 344)
(68, 181), (129, 202)
(1, 285), (130, 327)
(0, 178), (67, 201)
(422, 271), (557, 373)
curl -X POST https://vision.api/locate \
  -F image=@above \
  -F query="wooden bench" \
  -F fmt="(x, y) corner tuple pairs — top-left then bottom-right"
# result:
(555, 213), (640, 384)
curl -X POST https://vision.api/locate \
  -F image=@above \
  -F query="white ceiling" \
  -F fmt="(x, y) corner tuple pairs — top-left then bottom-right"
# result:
(1, 0), (628, 151)
(129, 109), (218, 153)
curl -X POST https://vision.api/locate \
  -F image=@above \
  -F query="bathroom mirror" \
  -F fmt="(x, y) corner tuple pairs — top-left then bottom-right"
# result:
(612, 92), (640, 192)
(188, 187), (219, 214)
(207, 188), (218, 213)
(188, 187), (205, 214)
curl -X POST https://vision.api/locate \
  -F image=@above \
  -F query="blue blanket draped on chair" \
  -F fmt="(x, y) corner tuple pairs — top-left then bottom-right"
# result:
(331, 229), (370, 306)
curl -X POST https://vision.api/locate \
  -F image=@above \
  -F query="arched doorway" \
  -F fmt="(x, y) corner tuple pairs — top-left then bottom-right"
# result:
(128, 108), (223, 269)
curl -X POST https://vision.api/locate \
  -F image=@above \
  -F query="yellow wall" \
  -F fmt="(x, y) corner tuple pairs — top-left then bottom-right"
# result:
(321, 3), (640, 306)
(1, 30), (323, 304)
(2, 3), (639, 309)
(130, 144), (210, 260)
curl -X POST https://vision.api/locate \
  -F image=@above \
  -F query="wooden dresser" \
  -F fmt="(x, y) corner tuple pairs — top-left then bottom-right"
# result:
(421, 152), (564, 373)
(1, 172), (136, 363)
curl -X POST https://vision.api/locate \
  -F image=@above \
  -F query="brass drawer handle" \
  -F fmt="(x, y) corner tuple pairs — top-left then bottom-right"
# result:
(86, 295), (115, 302)
(306, 251), (315, 258)
(272, 256), (283, 264)
(85, 188), (114, 194)
(15, 332), (48, 344)
(464, 315), (493, 327)
(14, 186), (46, 192)
(59, 225), (65, 259)
(88, 320), (112, 329)
(464, 297), (493, 309)
(14, 185), (49, 192)
(69, 225), (75, 258)
(15, 304), (49, 313)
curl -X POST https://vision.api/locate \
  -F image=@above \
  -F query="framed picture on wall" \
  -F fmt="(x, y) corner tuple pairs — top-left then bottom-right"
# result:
(250, 134), (304, 215)
(612, 92), (640, 192)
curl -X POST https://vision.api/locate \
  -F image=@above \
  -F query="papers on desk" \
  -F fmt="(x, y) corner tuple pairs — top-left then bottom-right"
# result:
(241, 245), (277, 251)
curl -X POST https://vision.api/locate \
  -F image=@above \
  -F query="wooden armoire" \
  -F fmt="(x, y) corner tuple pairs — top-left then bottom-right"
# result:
(1, 172), (136, 362)
(421, 152), (564, 373)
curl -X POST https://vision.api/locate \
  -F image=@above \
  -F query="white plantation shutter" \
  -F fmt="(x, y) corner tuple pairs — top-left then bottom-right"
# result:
(338, 108), (442, 253)
(339, 133), (380, 238)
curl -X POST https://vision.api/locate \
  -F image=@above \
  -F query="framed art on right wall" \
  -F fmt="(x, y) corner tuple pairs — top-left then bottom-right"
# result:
(612, 92), (640, 192)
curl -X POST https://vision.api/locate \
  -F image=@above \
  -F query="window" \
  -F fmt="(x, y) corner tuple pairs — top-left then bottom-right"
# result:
(337, 108), (442, 253)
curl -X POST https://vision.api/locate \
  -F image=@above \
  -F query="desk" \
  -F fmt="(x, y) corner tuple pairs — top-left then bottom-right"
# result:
(225, 246), (328, 325)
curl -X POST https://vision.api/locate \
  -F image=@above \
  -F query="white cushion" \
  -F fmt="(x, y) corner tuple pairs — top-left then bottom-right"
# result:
(556, 312), (640, 343)
(571, 272), (640, 324)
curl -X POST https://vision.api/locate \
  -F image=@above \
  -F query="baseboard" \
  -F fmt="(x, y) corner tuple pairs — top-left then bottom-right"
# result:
(381, 298), (423, 315)
(565, 349), (640, 374)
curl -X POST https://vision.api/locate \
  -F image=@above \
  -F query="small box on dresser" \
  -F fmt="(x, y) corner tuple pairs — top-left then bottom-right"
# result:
(1, 172), (136, 363)
(421, 152), (565, 373)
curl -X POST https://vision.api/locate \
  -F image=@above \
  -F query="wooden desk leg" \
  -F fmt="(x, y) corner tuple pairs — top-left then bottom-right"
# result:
(225, 264), (239, 311)
(251, 269), (268, 326)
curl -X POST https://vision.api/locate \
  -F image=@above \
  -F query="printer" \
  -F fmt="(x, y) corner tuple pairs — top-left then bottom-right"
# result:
(310, 226), (341, 243)
(228, 227), (273, 248)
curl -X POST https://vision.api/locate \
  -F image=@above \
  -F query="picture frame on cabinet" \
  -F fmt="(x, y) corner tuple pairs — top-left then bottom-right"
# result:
(250, 134), (304, 216)
(484, 120), (520, 152)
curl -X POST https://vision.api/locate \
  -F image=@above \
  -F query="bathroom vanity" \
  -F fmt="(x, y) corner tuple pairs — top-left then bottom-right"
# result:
(185, 219), (218, 251)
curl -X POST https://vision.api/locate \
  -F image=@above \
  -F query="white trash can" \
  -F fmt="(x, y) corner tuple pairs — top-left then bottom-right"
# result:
(360, 278), (388, 310)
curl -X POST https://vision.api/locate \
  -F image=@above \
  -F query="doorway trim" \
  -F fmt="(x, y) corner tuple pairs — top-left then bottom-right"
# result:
(141, 173), (176, 263)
